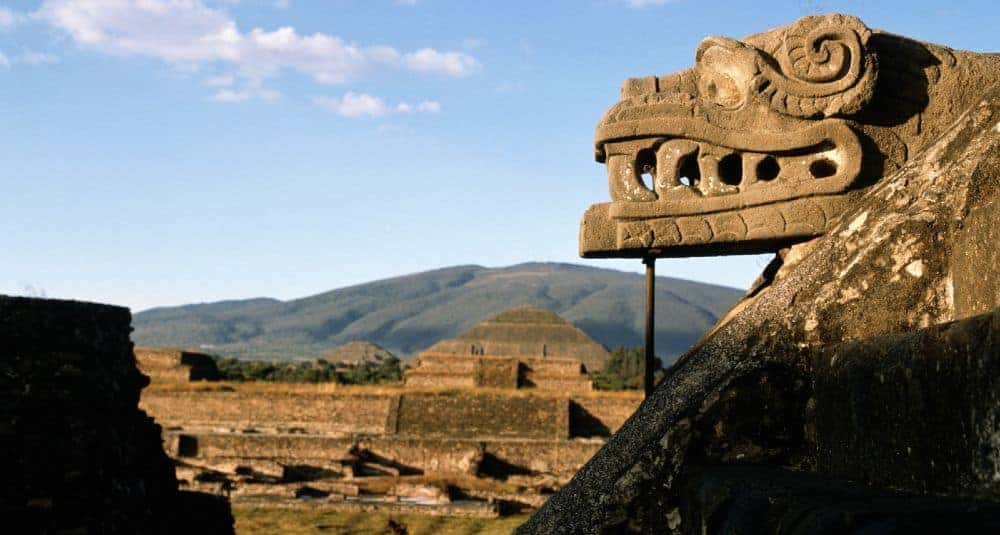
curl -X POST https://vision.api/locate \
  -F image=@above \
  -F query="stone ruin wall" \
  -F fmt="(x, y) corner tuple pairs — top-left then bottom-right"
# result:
(521, 357), (593, 391)
(403, 353), (479, 388)
(142, 389), (637, 441)
(475, 357), (520, 389)
(405, 353), (594, 391)
(166, 432), (605, 479)
(140, 387), (640, 487)
(141, 391), (395, 434)
(1, 296), (233, 534)
(135, 346), (219, 383)
(394, 393), (569, 440)
(403, 372), (477, 389)
(569, 397), (642, 438)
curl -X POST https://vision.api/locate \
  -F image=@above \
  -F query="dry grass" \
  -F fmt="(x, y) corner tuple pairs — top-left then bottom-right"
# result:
(145, 380), (643, 399)
(345, 473), (524, 496)
(233, 506), (529, 535)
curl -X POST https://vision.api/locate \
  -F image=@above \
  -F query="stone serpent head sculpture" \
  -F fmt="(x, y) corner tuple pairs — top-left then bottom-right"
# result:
(580, 14), (1000, 258)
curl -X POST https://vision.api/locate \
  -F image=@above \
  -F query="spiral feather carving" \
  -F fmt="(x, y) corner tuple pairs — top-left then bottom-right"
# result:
(755, 14), (877, 118)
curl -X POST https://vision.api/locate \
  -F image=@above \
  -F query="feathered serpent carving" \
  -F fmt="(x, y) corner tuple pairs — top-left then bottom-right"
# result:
(756, 14), (877, 117)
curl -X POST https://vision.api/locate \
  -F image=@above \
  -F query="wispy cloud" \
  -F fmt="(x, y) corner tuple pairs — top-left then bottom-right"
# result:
(204, 74), (236, 87)
(0, 50), (9, 68)
(401, 48), (479, 76)
(33, 0), (478, 102)
(314, 92), (441, 119)
(620, 0), (673, 7)
(0, 7), (25, 29)
(212, 87), (281, 103)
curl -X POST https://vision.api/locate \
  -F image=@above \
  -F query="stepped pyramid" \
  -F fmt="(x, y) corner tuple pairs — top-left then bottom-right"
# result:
(322, 340), (396, 366)
(404, 307), (610, 391)
(135, 346), (219, 382)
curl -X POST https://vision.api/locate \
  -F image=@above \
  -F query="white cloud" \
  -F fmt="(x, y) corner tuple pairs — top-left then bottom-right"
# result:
(315, 92), (389, 118)
(620, 0), (673, 7)
(395, 0), (419, 5)
(37, 1), (241, 62)
(211, 87), (281, 102)
(34, 0), (479, 94)
(314, 92), (440, 119)
(204, 73), (235, 87)
(0, 7), (25, 29)
(403, 48), (478, 76)
(415, 100), (440, 113)
(0, 51), (9, 68)
(212, 89), (249, 102)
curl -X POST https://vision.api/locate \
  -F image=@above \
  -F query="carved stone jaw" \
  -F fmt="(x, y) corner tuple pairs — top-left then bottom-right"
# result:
(583, 13), (879, 259)
(600, 118), (862, 214)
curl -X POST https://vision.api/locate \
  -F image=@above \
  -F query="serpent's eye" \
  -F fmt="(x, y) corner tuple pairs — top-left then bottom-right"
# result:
(696, 43), (755, 110)
(699, 71), (741, 109)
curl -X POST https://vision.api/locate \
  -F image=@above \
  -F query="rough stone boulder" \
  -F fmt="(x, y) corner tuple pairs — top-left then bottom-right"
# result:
(1, 296), (234, 534)
(520, 17), (1000, 534)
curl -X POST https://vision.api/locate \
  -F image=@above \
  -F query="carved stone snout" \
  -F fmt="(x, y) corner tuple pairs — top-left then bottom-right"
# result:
(597, 13), (876, 210)
(604, 119), (861, 216)
(582, 14), (888, 259)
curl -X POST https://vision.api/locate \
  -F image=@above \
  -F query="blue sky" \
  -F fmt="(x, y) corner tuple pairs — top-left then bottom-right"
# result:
(1, 0), (997, 311)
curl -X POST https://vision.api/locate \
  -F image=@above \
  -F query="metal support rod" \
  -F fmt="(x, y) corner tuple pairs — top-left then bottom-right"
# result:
(643, 255), (656, 396)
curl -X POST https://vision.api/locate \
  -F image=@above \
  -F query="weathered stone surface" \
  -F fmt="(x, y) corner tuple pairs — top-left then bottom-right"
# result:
(811, 310), (1000, 499)
(522, 22), (1000, 533)
(581, 14), (1000, 257)
(142, 390), (397, 434)
(0, 296), (233, 534)
(679, 466), (1000, 534)
(395, 393), (569, 439)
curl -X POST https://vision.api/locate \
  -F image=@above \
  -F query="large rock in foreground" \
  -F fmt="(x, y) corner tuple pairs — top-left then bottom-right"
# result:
(520, 80), (1000, 534)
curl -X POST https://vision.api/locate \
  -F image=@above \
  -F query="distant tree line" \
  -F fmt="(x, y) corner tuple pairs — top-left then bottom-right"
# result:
(209, 347), (655, 389)
(212, 355), (403, 385)
(592, 346), (665, 390)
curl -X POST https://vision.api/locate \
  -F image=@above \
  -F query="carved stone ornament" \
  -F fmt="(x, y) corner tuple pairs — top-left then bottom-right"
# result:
(580, 14), (1000, 258)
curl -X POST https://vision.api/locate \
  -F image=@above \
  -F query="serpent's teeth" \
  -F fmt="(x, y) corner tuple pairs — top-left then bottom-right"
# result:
(655, 160), (678, 191)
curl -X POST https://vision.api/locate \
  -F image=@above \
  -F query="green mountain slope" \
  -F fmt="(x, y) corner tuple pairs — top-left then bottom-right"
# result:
(132, 262), (745, 364)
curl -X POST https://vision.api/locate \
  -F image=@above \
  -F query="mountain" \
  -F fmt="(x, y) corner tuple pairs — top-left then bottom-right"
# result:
(132, 262), (745, 365)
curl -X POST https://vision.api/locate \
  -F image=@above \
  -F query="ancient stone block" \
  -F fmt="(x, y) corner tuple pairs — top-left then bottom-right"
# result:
(0, 296), (233, 534)
(395, 393), (569, 440)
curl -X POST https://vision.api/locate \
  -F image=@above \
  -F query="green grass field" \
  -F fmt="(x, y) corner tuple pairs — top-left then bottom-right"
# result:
(233, 506), (529, 535)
